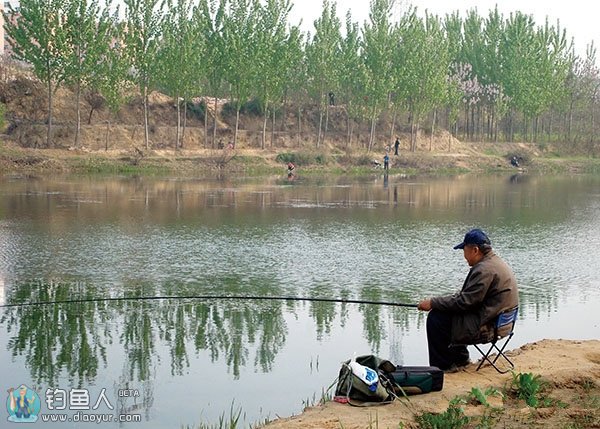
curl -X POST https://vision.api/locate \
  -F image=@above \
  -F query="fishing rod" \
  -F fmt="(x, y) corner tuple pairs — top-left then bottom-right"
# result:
(0, 295), (419, 309)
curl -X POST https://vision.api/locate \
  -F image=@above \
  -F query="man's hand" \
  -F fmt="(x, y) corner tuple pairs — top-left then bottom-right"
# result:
(417, 299), (432, 311)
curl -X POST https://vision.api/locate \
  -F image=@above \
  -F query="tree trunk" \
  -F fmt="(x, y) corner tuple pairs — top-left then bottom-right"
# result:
(346, 110), (352, 147)
(88, 106), (95, 125)
(212, 96), (218, 149)
(182, 101), (187, 148)
(348, 120), (354, 149)
(471, 105), (475, 141)
(389, 109), (397, 146)
(234, 106), (240, 148)
(270, 108), (275, 147)
(75, 81), (81, 148)
(316, 108), (323, 148)
(143, 85), (149, 149)
(410, 113), (418, 152)
(204, 99), (208, 148)
(464, 105), (469, 141)
(297, 106), (301, 147)
(568, 99), (574, 143)
(262, 106), (268, 149)
(176, 94), (181, 150)
(429, 109), (437, 152)
(367, 114), (376, 152)
(105, 120), (110, 151)
(46, 80), (53, 148)
(323, 104), (329, 146)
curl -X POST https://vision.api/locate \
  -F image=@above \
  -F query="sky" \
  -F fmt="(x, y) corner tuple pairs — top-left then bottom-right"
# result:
(289, 0), (599, 60)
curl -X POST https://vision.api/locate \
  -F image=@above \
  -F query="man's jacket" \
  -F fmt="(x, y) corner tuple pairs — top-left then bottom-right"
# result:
(431, 251), (519, 343)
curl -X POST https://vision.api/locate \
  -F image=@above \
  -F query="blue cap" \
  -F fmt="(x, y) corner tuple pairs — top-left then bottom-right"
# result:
(454, 228), (491, 250)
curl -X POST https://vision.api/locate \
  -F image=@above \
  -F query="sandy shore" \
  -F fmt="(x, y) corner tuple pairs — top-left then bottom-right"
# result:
(262, 339), (600, 428)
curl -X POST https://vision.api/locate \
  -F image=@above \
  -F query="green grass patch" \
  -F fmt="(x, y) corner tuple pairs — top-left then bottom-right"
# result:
(415, 397), (470, 429)
(71, 157), (170, 175)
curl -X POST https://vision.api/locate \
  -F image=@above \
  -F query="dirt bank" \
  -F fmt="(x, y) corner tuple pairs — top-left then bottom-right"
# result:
(262, 339), (600, 429)
(2, 139), (600, 177)
(1, 75), (599, 176)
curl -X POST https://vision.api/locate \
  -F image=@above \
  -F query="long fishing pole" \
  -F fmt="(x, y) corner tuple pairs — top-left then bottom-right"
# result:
(0, 295), (419, 309)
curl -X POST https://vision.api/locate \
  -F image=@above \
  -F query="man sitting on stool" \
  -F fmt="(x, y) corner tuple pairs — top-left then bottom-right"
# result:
(417, 229), (518, 372)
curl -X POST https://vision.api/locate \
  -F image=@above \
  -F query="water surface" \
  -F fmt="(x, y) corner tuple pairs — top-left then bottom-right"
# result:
(0, 173), (599, 427)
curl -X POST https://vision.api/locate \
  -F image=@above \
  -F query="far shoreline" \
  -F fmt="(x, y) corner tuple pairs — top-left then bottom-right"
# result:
(2, 140), (600, 178)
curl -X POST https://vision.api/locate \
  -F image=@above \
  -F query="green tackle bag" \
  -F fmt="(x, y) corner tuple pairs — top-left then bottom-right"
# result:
(388, 365), (444, 395)
(334, 355), (397, 405)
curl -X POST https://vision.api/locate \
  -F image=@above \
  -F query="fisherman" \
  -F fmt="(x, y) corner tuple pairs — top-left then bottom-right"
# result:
(8, 385), (34, 419)
(287, 162), (295, 174)
(394, 137), (400, 156)
(417, 229), (518, 372)
(383, 154), (390, 170)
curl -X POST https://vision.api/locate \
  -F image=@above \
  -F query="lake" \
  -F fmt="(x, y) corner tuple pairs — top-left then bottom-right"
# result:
(0, 173), (599, 427)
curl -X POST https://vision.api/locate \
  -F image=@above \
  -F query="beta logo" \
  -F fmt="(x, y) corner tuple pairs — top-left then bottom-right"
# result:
(6, 384), (41, 423)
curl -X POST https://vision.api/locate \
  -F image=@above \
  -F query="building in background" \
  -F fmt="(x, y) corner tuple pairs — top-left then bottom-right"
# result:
(1, 0), (20, 56)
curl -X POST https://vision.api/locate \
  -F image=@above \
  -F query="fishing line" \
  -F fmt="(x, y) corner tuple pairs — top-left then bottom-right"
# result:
(0, 295), (419, 309)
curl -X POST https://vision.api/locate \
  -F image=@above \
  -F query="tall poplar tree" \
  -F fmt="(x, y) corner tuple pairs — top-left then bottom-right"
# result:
(64, 0), (114, 147)
(362, 0), (396, 152)
(123, 0), (164, 149)
(305, 0), (341, 148)
(157, 0), (196, 149)
(4, 0), (70, 147)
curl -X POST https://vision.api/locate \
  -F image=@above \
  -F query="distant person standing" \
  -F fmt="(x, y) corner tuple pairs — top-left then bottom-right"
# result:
(394, 137), (400, 156)
(383, 154), (390, 171)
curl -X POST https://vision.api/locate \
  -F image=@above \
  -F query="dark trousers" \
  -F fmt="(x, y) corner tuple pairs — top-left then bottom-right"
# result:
(426, 309), (470, 370)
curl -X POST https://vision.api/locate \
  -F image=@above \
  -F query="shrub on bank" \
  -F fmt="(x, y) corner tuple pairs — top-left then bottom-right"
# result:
(275, 152), (328, 166)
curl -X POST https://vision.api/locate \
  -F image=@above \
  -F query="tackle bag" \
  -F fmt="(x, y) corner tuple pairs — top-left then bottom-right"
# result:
(334, 355), (396, 404)
(388, 365), (444, 395)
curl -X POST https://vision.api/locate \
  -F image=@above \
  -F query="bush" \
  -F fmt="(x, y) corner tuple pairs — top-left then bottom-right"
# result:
(315, 153), (329, 164)
(356, 154), (374, 166)
(186, 101), (205, 120)
(222, 98), (264, 117)
(275, 152), (316, 166)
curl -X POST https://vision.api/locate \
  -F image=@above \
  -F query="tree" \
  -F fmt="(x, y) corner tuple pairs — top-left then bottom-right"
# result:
(254, 0), (294, 149)
(221, 0), (259, 148)
(305, 0), (341, 148)
(4, 0), (71, 147)
(361, 0), (396, 152)
(339, 12), (366, 146)
(64, 0), (115, 148)
(156, 0), (196, 149)
(396, 11), (449, 151)
(280, 24), (306, 147)
(123, 0), (164, 149)
(197, 0), (226, 148)
(88, 18), (131, 150)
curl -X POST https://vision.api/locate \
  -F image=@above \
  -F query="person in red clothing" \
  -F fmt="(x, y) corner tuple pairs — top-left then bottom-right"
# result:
(287, 162), (295, 174)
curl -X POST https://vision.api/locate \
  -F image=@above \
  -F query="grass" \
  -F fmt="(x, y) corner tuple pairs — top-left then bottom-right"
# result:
(414, 397), (470, 429)
(508, 371), (546, 407)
